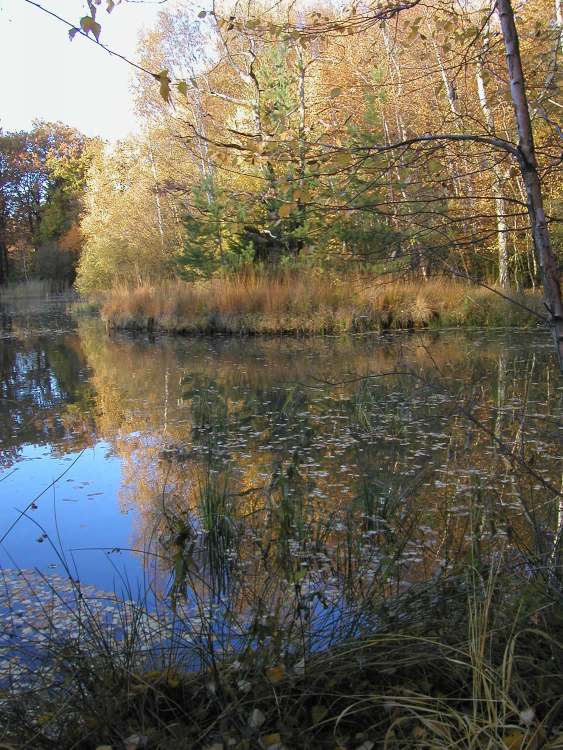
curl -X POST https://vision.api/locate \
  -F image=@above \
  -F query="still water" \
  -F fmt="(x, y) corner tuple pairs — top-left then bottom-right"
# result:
(1, 301), (562, 612)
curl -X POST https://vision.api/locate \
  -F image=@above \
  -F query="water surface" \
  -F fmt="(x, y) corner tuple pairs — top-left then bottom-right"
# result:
(1, 301), (561, 626)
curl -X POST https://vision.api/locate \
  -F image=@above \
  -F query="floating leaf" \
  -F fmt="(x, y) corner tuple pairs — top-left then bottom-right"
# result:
(80, 15), (101, 41)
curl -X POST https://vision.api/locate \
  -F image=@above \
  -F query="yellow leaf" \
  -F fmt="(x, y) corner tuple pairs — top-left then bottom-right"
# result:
(278, 203), (294, 218)
(266, 665), (285, 684)
(330, 153), (352, 168)
(503, 730), (525, 750)
(155, 70), (171, 103)
(80, 15), (101, 41)
(261, 733), (282, 748)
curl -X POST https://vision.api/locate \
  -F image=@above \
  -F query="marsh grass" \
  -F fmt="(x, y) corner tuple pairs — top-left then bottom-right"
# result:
(101, 274), (543, 335)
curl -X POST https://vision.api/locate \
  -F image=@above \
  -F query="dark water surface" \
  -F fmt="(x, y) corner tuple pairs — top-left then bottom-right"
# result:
(1, 300), (562, 612)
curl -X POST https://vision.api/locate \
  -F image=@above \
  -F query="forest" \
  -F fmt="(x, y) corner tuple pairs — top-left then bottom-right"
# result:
(1, 0), (563, 747)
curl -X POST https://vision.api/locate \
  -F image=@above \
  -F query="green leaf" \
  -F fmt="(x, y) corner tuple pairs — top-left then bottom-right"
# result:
(80, 15), (102, 41)
(177, 80), (188, 97)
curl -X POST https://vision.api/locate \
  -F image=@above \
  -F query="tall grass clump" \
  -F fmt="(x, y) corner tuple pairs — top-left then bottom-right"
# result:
(100, 274), (543, 336)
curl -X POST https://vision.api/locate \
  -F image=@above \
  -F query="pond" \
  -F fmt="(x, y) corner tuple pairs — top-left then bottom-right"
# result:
(1, 300), (562, 681)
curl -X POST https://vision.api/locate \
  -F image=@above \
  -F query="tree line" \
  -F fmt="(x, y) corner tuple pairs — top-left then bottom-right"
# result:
(73, 0), (560, 287)
(0, 122), (94, 286)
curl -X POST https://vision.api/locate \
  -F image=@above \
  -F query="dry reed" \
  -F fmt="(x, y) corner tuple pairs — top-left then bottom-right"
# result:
(101, 274), (542, 335)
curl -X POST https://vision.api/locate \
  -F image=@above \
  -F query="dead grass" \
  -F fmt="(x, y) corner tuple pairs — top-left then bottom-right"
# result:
(100, 274), (543, 335)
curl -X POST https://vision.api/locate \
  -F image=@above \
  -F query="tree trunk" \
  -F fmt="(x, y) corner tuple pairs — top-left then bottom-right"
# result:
(0, 238), (8, 285)
(147, 140), (165, 250)
(497, 0), (563, 370)
(475, 56), (510, 288)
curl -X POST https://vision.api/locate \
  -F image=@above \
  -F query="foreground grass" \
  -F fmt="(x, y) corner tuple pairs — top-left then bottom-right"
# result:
(100, 275), (543, 336)
(2, 567), (562, 750)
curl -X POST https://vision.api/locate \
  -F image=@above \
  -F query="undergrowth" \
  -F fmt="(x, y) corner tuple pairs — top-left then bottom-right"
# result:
(1, 563), (562, 749)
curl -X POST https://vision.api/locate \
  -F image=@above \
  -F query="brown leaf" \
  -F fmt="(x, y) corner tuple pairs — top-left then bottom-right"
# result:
(266, 665), (285, 684)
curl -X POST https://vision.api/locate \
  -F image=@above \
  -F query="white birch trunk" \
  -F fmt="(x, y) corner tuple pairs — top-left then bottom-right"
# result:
(497, 0), (563, 370)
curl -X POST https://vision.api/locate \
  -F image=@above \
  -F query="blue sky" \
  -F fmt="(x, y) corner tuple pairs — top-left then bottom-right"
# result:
(0, 0), (164, 140)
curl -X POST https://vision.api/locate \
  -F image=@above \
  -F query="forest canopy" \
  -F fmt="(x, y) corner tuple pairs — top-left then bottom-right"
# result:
(69, 0), (561, 296)
(1, 0), (560, 309)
